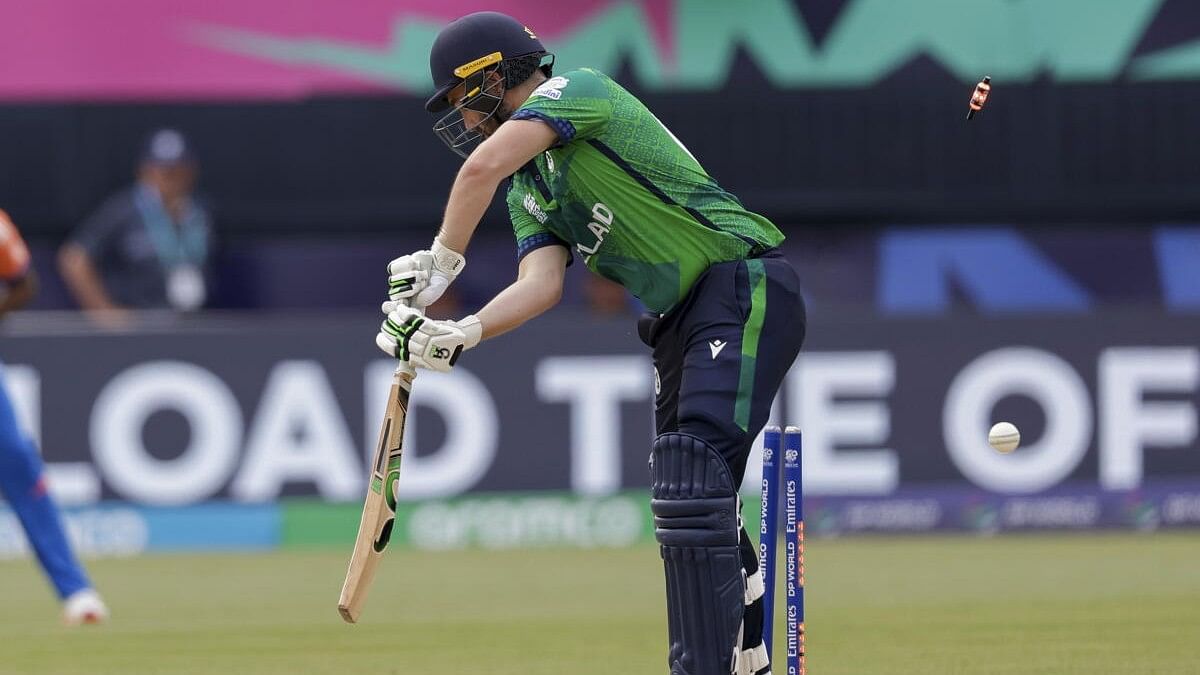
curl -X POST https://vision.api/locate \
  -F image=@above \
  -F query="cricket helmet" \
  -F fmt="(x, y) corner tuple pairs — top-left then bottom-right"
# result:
(427, 12), (554, 157)
(425, 11), (552, 113)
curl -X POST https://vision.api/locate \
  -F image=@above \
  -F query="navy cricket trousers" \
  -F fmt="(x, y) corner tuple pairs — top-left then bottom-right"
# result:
(639, 249), (806, 487)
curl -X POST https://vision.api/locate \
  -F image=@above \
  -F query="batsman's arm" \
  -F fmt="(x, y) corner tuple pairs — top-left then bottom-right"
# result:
(435, 120), (558, 255)
(475, 245), (569, 340)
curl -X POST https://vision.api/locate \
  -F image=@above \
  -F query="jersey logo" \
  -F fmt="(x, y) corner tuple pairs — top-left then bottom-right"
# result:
(575, 202), (614, 260)
(709, 340), (727, 359)
(532, 76), (569, 100)
(523, 192), (548, 224)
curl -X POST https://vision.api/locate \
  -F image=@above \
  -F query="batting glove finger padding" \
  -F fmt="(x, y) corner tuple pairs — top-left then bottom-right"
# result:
(387, 251), (434, 301)
(375, 306), (482, 373)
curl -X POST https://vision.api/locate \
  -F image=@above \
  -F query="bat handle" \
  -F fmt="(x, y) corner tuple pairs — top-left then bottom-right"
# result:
(392, 298), (419, 380)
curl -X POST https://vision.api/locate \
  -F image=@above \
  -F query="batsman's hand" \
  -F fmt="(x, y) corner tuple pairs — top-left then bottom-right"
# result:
(376, 305), (482, 373)
(386, 240), (465, 309)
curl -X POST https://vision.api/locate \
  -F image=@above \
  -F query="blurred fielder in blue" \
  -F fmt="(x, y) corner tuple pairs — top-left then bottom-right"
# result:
(0, 208), (108, 625)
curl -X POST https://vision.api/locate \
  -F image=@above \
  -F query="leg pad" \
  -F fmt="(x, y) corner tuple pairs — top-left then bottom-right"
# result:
(651, 433), (744, 675)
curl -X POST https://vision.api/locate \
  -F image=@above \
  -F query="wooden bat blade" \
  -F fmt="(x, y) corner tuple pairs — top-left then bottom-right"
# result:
(338, 367), (413, 624)
(337, 493), (387, 623)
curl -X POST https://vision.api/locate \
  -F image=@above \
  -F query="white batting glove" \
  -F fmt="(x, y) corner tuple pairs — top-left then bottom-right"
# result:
(418, 240), (466, 307)
(386, 250), (434, 303)
(386, 240), (466, 310)
(375, 305), (482, 373)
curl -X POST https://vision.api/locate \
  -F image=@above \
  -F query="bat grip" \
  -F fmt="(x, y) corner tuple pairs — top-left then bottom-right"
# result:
(392, 297), (418, 379)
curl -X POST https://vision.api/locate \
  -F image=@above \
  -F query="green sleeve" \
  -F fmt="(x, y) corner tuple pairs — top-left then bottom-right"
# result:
(507, 184), (571, 263)
(510, 69), (613, 143)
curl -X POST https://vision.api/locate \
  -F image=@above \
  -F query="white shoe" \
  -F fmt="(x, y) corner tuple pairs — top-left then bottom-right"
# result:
(62, 588), (109, 626)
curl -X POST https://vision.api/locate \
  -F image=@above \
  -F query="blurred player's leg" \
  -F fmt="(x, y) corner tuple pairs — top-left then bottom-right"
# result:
(0, 378), (105, 622)
(61, 587), (109, 625)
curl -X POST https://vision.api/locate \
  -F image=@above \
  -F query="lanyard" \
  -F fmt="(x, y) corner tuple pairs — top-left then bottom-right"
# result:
(133, 183), (208, 269)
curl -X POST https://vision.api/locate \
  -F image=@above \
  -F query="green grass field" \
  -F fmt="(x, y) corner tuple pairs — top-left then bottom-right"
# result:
(2, 533), (1198, 674)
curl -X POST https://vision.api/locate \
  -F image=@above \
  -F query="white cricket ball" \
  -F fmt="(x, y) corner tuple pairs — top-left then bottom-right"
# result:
(988, 422), (1021, 454)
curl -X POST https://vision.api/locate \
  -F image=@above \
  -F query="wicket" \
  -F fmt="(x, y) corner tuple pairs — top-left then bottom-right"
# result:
(760, 425), (806, 674)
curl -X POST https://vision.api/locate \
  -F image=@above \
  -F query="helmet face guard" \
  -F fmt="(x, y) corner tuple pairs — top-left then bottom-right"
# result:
(431, 51), (554, 159)
(432, 62), (505, 159)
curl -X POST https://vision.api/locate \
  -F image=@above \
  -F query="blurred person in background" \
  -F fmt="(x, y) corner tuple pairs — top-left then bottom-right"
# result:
(58, 128), (213, 324)
(0, 208), (109, 625)
(376, 12), (804, 675)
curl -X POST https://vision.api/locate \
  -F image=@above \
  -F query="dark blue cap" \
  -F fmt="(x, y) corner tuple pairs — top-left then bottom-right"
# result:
(140, 128), (195, 166)
(426, 12), (547, 113)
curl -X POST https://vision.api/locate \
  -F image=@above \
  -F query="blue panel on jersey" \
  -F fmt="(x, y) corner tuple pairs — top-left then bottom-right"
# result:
(517, 232), (573, 263)
(511, 109), (577, 144)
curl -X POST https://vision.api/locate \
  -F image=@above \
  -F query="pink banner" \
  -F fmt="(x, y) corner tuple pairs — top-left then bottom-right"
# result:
(0, 1), (673, 102)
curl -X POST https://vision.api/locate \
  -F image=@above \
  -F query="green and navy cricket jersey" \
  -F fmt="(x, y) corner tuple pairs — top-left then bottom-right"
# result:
(507, 68), (784, 314)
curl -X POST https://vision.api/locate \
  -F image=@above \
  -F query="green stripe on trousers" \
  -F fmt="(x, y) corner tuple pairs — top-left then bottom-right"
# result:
(734, 259), (767, 431)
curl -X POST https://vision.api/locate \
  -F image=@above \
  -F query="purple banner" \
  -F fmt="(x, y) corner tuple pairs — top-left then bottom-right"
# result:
(804, 480), (1200, 535)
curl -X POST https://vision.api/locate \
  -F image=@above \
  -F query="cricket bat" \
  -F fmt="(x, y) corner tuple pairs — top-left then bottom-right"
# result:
(338, 363), (415, 623)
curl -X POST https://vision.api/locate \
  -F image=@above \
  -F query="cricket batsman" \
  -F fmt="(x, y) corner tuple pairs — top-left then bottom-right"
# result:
(375, 12), (805, 674)
(0, 209), (108, 625)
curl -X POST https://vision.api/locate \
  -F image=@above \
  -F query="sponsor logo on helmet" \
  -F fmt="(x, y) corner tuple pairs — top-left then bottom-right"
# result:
(453, 51), (503, 78)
